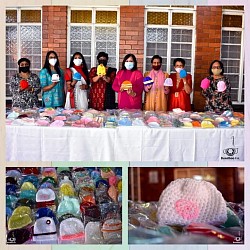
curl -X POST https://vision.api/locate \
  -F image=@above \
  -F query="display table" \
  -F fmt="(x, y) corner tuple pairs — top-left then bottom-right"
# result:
(6, 125), (244, 161)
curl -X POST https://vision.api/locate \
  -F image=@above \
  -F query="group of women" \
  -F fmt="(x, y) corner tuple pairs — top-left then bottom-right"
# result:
(9, 51), (233, 112)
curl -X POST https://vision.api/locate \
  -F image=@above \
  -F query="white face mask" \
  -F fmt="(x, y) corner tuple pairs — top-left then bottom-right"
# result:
(73, 58), (82, 66)
(175, 67), (182, 73)
(125, 62), (134, 70)
(49, 58), (57, 66)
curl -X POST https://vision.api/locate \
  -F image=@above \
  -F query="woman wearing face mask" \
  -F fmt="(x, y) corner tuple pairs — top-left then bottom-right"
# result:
(166, 58), (192, 111)
(64, 52), (89, 109)
(39, 51), (65, 108)
(9, 58), (41, 109)
(144, 55), (170, 111)
(201, 60), (233, 112)
(112, 53), (144, 109)
(89, 52), (117, 110)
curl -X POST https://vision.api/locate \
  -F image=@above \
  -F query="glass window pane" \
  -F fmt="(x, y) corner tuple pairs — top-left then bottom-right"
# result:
(71, 10), (92, 23)
(71, 26), (92, 40)
(222, 59), (240, 74)
(221, 45), (241, 59)
(172, 13), (193, 26)
(96, 11), (117, 24)
(95, 27), (117, 41)
(6, 26), (18, 56)
(222, 31), (241, 44)
(6, 10), (17, 23)
(222, 15), (242, 28)
(146, 28), (168, 42)
(21, 10), (41, 23)
(147, 12), (168, 25)
(172, 29), (192, 42)
(230, 89), (238, 102)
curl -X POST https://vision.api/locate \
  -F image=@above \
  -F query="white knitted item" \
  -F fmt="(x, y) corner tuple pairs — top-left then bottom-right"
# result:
(157, 178), (227, 226)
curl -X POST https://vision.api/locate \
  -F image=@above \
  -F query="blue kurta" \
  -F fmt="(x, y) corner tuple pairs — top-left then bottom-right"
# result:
(40, 68), (65, 107)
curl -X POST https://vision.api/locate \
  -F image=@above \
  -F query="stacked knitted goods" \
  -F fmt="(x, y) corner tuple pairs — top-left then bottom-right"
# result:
(129, 178), (244, 244)
(6, 107), (244, 128)
(6, 167), (122, 244)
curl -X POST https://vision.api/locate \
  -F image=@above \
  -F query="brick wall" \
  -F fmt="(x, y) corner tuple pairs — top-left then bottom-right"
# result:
(120, 6), (145, 71)
(193, 6), (222, 111)
(42, 6), (67, 70)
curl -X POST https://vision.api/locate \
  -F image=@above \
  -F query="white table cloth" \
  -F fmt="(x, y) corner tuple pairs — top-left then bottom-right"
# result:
(6, 125), (244, 161)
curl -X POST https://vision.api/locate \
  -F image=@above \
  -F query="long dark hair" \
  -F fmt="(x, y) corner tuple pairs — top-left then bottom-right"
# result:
(69, 52), (90, 85)
(209, 60), (224, 75)
(121, 53), (138, 71)
(43, 50), (61, 77)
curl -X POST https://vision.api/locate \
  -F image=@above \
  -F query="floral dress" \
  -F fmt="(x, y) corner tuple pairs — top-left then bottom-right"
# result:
(202, 75), (233, 112)
(9, 73), (41, 109)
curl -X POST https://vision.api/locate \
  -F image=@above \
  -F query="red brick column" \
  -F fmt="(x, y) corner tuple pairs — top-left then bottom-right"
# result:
(193, 6), (222, 111)
(120, 6), (145, 71)
(42, 6), (67, 70)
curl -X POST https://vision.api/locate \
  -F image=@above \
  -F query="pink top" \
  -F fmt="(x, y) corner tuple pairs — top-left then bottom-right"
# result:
(112, 69), (144, 109)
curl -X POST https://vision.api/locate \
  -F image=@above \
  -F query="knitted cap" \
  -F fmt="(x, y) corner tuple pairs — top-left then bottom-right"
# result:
(143, 76), (154, 86)
(51, 74), (60, 82)
(157, 178), (227, 226)
(217, 80), (226, 92)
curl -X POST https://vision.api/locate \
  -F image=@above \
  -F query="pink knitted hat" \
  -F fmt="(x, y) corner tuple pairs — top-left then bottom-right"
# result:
(200, 78), (210, 89)
(157, 178), (227, 226)
(217, 81), (226, 92)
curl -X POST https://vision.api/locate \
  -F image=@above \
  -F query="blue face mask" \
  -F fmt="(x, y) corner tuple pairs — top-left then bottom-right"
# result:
(125, 61), (134, 70)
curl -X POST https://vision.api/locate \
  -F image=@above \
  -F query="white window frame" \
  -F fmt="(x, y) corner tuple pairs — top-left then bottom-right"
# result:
(221, 9), (244, 105)
(67, 6), (120, 69)
(144, 6), (196, 102)
(6, 7), (42, 99)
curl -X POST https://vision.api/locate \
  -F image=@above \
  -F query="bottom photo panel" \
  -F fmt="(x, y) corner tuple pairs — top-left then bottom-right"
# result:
(6, 165), (124, 245)
(129, 165), (244, 245)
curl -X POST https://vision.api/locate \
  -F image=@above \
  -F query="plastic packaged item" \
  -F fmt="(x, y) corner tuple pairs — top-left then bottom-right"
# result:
(57, 196), (80, 217)
(20, 182), (37, 192)
(32, 217), (58, 244)
(59, 183), (76, 197)
(99, 202), (120, 220)
(35, 207), (58, 225)
(42, 168), (57, 180)
(21, 175), (39, 188)
(101, 218), (122, 243)
(59, 217), (85, 244)
(85, 221), (103, 244)
(12, 206), (32, 217)
(6, 184), (17, 195)
(6, 176), (18, 185)
(16, 198), (36, 209)
(108, 185), (118, 202)
(59, 176), (74, 187)
(36, 188), (56, 209)
(6, 195), (18, 209)
(40, 176), (57, 187)
(8, 214), (32, 230)
(19, 190), (36, 201)
(78, 187), (95, 204)
(21, 167), (40, 175)
(101, 168), (115, 179)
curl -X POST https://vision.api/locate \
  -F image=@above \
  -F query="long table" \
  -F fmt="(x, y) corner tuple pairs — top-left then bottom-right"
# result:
(6, 125), (244, 161)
